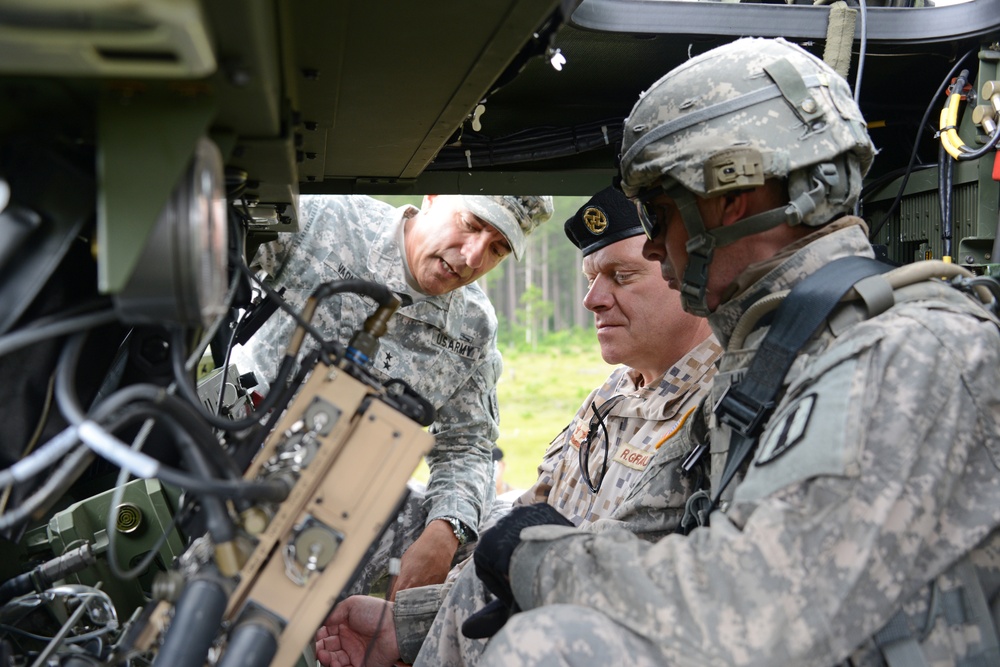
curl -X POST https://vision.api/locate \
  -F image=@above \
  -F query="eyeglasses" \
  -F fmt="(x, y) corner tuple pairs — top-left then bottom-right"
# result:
(630, 185), (667, 240)
(579, 394), (628, 494)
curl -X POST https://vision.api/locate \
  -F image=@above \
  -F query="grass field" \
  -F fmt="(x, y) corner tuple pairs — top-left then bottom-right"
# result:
(413, 329), (613, 491)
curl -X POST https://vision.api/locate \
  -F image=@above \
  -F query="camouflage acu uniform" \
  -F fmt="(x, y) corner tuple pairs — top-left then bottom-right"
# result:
(514, 334), (721, 531)
(388, 336), (721, 664)
(479, 221), (1000, 667)
(231, 195), (500, 565)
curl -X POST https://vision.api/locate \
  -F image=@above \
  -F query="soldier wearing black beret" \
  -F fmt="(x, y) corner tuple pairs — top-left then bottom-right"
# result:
(564, 186), (644, 257)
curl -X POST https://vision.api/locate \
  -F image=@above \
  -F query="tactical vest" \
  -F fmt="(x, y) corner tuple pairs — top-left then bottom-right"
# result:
(681, 257), (1000, 667)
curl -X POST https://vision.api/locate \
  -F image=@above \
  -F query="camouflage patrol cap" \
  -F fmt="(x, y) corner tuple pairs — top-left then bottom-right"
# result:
(619, 37), (874, 222)
(564, 186), (644, 257)
(458, 195), (554, 260)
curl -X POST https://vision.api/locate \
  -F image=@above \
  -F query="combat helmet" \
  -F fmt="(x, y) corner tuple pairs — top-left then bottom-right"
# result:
(619, 37), (875, 315)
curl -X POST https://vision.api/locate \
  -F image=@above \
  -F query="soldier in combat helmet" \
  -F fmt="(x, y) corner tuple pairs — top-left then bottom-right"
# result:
(461, 37), (1000, 667)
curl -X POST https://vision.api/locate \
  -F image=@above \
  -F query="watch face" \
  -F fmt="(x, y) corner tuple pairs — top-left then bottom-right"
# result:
(445, 518), (468, 545)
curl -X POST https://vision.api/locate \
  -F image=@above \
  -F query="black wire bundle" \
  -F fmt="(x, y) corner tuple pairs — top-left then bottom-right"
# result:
(867, 48), (979, 241)
(426, 119), (624, 170)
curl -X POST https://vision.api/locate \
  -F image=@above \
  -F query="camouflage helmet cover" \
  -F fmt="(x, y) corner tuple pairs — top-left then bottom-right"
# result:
(619, 37), (875, 216)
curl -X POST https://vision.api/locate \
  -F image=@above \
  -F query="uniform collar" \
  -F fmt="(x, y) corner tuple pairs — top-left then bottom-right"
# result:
(707, 218), (873, 348)
(611, 335), (723, 420)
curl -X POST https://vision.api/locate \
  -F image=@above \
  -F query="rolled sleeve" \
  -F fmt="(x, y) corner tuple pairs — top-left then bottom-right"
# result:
(395, 584), (450, 664)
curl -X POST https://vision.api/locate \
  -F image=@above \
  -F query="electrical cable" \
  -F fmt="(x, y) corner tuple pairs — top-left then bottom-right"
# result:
(82, 380), (243, 482)
(169, 327), (295, 431)
(0, 623), (116, 645)
(99, 406), (201, 581)
(950, 122), (1000, 161)
(232, 259), (329, 349)
(6, 389), (227, 579)
(0, 333), (102, 531)
(853, 0), (867, 106)
(25, 584), (113, 666)
(939, 142), (955, 259)
(52, 338), (289, 502)
(426, 119), (624, 170)
(940, 75), (966, 160)
(0, 445), (93, 533)
(21, 372), (55, 458)
(230, 348), (322, 473)
(150, 572), (229, 667)
(859, 162), (935, 201)
(171, 275), (397, 432)
(313, 279), (396, 305)
(227, 206), (348, 362)
(0, 372), (55, 518)
(214, 309), (244, 418)
(867, 47), (979, 241)
(0, 427), (80, 490)
(0, 309), (118, 360)
(105, 493), (187, 582)
(73, 420), (289, 502)
(931, 67), (1000, 259)
(160, 421), (235, 543)
(54, 332), (90, 425)
(94, 403), (235, 568)
(849, 0), (868, 217)
(1, 586), (117, 644)
(938, 72), (1000, 160)
(19, 299), (113, 332)
(182, 263), (244, 376)
(150, 392), (243, 480)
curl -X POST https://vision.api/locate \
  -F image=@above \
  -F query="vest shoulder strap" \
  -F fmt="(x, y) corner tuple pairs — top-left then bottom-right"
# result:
(710, 255), (892, 509)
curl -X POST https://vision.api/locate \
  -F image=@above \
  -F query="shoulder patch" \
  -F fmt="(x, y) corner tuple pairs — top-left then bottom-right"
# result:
(755, 393), (816, 466)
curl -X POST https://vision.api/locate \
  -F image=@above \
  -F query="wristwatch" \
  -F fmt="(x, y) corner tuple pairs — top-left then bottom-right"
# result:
(440, 516), (471, 546)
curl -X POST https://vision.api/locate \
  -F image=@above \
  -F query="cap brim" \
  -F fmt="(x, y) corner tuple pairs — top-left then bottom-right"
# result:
(458, 196), (525, 260)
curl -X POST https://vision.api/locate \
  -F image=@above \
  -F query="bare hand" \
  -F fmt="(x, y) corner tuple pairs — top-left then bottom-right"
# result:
(388, 519), (459, 600)
(314, 596), (400, 667)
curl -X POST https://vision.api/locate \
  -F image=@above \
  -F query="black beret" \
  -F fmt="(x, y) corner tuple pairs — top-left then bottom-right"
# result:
(564, 186), (644, 257)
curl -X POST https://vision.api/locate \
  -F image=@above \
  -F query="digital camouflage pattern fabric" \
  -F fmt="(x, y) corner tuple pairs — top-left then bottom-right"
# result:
(518, 334), (721, 529)
(458, 195), (553, 260)
(232, 195), (500, 540)
(618, 36), (873, 218)
(483, 220), (1000, 667)
(392, 335), (721, 665)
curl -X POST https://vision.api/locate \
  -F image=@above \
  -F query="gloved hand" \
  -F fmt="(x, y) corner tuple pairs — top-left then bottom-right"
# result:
(462, 503), (573, 639)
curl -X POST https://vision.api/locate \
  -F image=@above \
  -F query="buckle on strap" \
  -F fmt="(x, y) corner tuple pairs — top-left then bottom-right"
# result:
(713, 384), (774, 438)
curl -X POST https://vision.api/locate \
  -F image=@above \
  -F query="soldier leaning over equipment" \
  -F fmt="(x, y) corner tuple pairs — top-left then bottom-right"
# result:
(232, 194), (553, 596)
(464, 38), (1000, 667)
(314, 187), (721, 667)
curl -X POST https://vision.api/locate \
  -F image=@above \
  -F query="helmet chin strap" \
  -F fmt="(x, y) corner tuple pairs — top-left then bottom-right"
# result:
(671, 164), (835, 315)
(671, 189), (715, 317)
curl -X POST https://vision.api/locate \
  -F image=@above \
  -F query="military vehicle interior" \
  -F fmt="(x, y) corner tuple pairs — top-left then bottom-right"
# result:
(1, 0), (999, 664)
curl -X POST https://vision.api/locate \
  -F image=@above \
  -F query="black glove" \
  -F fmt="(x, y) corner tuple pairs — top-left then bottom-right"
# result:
(462, 503), (573, 639)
